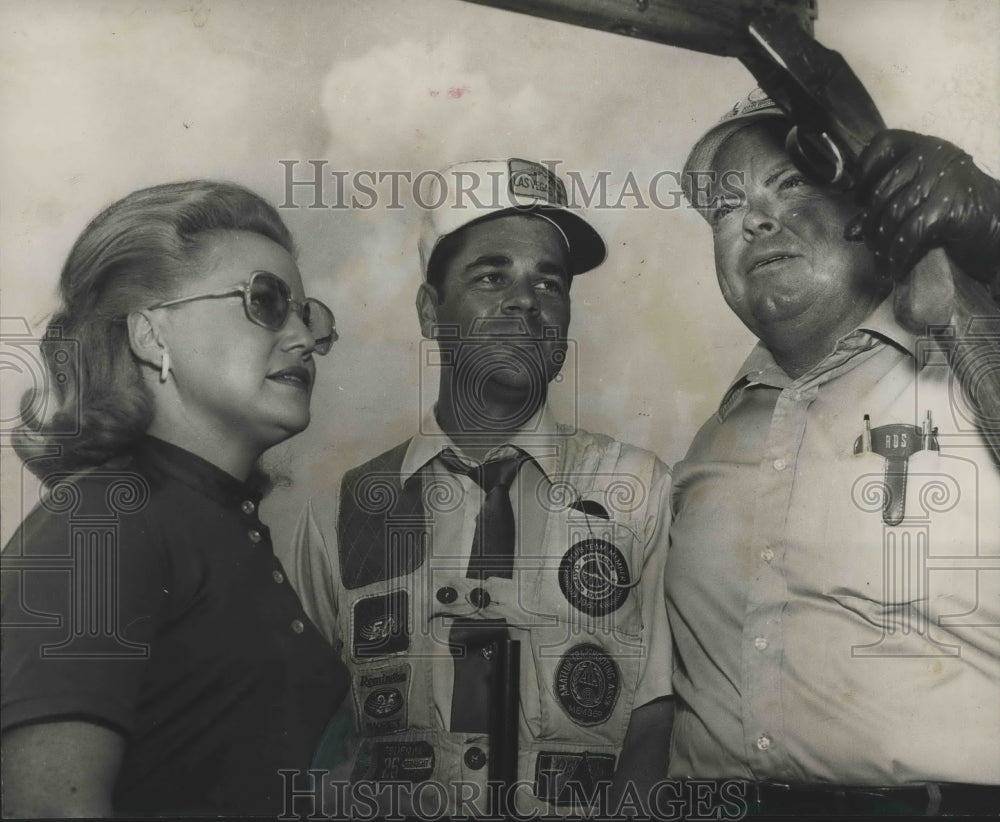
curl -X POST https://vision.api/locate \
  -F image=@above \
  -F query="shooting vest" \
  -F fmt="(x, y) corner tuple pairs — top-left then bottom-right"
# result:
(333, 426), (661, 817)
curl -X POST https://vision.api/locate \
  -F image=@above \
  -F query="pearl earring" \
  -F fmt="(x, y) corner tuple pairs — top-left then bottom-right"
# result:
(159, 351), (171, 383)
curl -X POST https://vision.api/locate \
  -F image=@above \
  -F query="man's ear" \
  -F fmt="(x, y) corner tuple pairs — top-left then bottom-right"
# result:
(126, 310), (166, 370)
(416, 283), (440, 339)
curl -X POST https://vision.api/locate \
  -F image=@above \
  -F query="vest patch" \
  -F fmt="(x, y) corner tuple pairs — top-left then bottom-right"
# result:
(535, 751), (616, 806)
(352, 590), (409, 659)
(352, 738), (435, 783)
(355, 662), (410, 735)
(554, 644), (620, 725)
(558, 539), (631, 615)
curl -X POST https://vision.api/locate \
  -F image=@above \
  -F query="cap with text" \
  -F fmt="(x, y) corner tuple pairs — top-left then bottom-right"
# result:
(418, 158), (607, 278)
(682, 89), (788, 218)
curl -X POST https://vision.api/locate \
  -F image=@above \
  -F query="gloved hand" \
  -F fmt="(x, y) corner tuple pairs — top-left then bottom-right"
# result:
(853, 129), (1000, 289)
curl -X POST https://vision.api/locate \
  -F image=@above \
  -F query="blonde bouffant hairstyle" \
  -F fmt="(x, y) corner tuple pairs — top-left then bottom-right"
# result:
(15, 180), (295, 482)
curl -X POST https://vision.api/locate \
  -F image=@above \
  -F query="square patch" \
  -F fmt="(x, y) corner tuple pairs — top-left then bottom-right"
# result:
(535, 751), (616, 806)
(352, 590), (409, 659)
(508, 158), (567, 205)
(354, 662), (410, 735)
(351, 738), (435, 783)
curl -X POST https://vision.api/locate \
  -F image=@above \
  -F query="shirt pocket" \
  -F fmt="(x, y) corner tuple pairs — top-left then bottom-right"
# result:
(825, 447), (981, 595)
(822, 447), (990, 655)
(821, 448), (929, 607)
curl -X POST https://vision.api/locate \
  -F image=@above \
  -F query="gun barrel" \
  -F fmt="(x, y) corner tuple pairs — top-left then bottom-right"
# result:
(489, 638), (521, 799)
(459, 0), (814, 56)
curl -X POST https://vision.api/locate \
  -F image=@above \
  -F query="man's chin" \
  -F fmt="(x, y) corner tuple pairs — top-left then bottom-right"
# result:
(482, 365), (550, 398)
(450, 372), (547, 432)
(746, 290), (815, 329)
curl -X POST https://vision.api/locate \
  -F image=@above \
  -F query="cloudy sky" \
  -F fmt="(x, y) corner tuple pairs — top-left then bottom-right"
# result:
(2, 0), (998, 548)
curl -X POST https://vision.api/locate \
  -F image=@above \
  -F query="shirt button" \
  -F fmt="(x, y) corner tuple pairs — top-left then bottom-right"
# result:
(772, 458), (787, 471)
(272, 569), (285, 584)
(469, 588), (490, 609)
(464, 746), (487, 770)
(291, 619), (305, 634)
(436, 586), (458, 604)
(760, 548), (775, 563)
(241, 500), (256, 515)
(757, 735), (772, 751)
(754, 636), (769, 651)
(248, 529), (263, 544)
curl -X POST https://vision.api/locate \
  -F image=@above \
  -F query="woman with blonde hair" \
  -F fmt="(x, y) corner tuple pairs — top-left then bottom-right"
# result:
(1, 180), (348, 817)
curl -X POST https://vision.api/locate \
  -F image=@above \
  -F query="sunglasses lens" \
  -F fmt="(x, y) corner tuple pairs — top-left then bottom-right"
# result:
(304, 298), (337, 355)
(248, 272), (290, 330)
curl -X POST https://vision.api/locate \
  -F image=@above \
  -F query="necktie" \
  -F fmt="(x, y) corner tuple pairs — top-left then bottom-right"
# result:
(438, 450), (524, 739)
(440, 451), (523, 579)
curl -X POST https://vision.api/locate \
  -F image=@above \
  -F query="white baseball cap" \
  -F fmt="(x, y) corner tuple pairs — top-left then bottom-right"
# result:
(417, 158), (607, 279)
(682, 89), (788, 217)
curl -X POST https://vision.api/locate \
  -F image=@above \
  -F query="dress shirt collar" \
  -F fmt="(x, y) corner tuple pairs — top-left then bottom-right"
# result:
(717, 297), (917, 422)
(133, 436), (264, 509)
(854, 295), (921, 357)
(400, 404), (561, 484)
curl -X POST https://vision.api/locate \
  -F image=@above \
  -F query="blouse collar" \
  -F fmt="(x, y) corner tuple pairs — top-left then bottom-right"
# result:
(133, 436), (264, 510)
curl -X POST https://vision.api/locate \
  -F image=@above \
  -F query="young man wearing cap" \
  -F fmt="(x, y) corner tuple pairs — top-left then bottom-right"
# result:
(666, 92), (1000, 816)
(290, 159), (673, 817)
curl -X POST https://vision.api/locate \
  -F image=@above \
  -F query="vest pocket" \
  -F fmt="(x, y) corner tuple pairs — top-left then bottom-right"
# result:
(529, 631), (640, 744)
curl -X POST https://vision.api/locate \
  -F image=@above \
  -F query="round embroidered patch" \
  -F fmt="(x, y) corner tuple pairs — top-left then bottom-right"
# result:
(554, 644), (620, 726)
(364, 687), (403, 719)
(558, 539), (631, 615)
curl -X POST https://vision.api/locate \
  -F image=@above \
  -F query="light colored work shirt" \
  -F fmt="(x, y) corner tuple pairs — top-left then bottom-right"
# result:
(666, 299), (1000, 785)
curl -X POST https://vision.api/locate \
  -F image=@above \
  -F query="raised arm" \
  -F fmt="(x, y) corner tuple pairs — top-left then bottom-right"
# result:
(855, 130), (1000, 460)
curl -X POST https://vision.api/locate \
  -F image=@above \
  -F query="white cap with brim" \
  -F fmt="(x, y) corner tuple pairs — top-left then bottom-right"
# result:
(418, 158), (607, 279)
(682, 89), (789, 219)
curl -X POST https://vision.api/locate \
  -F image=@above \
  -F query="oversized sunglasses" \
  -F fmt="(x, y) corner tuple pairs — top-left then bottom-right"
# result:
(147, 270), (338, 354)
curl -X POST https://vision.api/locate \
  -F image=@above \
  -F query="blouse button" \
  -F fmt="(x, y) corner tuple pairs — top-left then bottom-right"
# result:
(291, 619), (305, 634)
(241, 500), (256, 515)
(757, 734), (772, 751)
(248, 529), (263, 544)
(272, 569), (285, 584)
(761, 548), (775, 563)
(436, 586), (458, 604)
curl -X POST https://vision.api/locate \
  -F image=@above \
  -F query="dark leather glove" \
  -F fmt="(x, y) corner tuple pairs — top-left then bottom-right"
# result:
(854, 129), (1000, 289)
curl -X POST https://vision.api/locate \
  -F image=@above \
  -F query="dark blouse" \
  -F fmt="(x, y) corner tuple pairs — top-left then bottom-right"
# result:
(1, 437), (348, 817)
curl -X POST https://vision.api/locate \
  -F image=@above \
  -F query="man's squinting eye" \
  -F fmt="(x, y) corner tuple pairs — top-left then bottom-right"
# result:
(779, 173), (810, 190)
(536, 277), (567, 294)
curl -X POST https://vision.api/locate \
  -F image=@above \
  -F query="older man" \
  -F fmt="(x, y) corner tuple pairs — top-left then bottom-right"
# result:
(666, 92), (1000, 817)
(290, 159), (672, 817)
